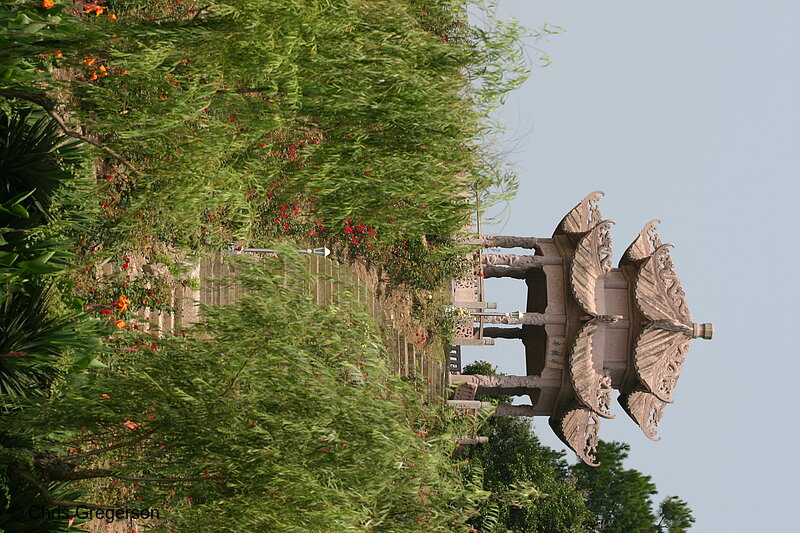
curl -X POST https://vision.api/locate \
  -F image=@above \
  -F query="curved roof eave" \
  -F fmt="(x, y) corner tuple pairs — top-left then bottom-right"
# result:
(569, 220), (615, 316)
(632, 326), (692, 403)
(554, 190), (605, 236)
(620, 219), (662, 266)
(634, 243), (692, 323)
(619, 390), (666, 441)
(568, 320), (615, 419)
(549, 407), (602, 467)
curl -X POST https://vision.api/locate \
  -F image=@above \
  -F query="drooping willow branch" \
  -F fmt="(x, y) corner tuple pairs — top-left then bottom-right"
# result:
(0, 88), (139, 173)
(58, 429), (156, 462)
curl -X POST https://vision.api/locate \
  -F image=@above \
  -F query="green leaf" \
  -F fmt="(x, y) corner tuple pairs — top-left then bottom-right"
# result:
(5, 189), (37, 207)
(0, 251), (18, 266)
(4, 204), (29, 219)
(17, 258), (62, 274)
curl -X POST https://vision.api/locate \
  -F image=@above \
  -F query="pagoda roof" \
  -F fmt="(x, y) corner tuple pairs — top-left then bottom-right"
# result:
(551, 209), (713, 460)
(618, 223), (713, 437)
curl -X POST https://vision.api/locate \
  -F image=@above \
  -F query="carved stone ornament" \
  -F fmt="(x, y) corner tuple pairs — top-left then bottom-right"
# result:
(481, 235), (538, 249)
(619, 390), (666, 441)
(454, 316), (475, 339)
(483, 313), (565, 326)
(453, 252), (481, 290)
(632, 326), (691, 403)
(481, 254), (544, 268)
(569, 321), (615, 419)
(451, 374), (542, 398)
(551, 408), (601, 467)
(634, 243), (692, 323)
(560, 190), (605, 235)
(570, 220), (614, 316)
(621, 219), (663, 265)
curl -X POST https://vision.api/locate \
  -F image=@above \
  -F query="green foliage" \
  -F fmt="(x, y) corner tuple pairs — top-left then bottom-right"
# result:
(0, 436), (87, 533)
(570, 441), (658, 532)
(0, 282), (101, 408)
(382, 236), (471, 291)
(0, 108), (84, 225)
(5, 255), (485, 532)
(570, 441), (695, 533)
(0, 107), (101, 409)
(0, 0), (532, 291)
(462, 359), (498, 376)
(0, 108), (86, 290)
(658, 496), (695, 533)
(471, 416), (590, 532)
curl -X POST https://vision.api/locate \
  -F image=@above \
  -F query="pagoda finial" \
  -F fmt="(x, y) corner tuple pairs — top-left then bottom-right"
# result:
(691, 323), (714, 340)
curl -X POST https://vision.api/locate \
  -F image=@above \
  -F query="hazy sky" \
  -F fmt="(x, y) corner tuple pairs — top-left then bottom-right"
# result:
(464, 2), (799, 531)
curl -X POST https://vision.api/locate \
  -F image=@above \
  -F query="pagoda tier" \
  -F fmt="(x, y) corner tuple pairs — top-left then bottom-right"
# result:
(450, 192), (713, 465)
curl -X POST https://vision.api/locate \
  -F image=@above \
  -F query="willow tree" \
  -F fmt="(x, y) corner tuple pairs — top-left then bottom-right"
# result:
(2, 0), (530, 253)
(1, 255), (485, 532)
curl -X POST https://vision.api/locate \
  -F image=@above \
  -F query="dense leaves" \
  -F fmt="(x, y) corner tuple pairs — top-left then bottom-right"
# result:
(1, 0), (529, 290)
(4, 255), (487, 532)
(471, 416), (590, 533)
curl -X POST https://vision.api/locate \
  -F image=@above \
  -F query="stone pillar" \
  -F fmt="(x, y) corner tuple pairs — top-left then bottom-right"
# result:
(494, 404), (537, 417)
(481, 254), (562, 267)
(455, 436), (490, 444)
(482, 264), (529, 279)
(447, 400), (493, 411)
(482, 236), (538, 249)
(450, 374), (542, 397)
(482, 255), (562, 278)
(480, 326), (523, 339)
(483, 313), (566, 326)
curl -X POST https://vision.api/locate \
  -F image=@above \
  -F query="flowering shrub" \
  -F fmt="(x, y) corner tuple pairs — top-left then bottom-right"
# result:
(381, 235), (471, 291)
(75, 262), (174, 315)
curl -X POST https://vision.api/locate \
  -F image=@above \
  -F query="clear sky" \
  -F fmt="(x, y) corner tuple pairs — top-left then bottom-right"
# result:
(464, 2), (800, 531)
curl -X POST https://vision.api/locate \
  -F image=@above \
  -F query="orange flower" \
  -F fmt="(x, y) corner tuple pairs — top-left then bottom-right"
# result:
(84, 3), (105, 16)
(123, 419), (140, 431)
(101, 393), (110, 399)
(41, 0), (55, 8)
(54, 50), (62, 59)
(115, 320), (126, 329)
(84, 57), (97, 66)
(115, 294), (130, 312)
(107, 13), (117, 21)
(89, 72), (98, 81)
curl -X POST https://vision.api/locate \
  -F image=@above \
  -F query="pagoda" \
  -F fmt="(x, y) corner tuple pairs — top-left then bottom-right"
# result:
(448, 191), (713, 465)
